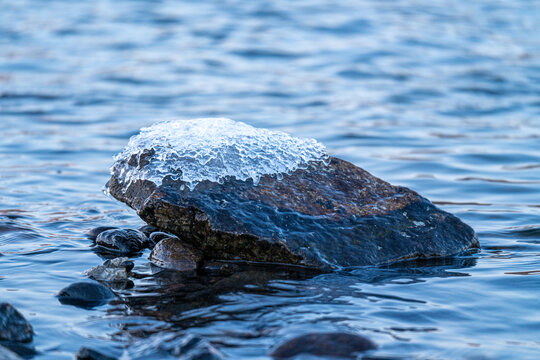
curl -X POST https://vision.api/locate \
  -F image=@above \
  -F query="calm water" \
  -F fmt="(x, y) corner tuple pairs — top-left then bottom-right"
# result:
(1, 0), (539, 359)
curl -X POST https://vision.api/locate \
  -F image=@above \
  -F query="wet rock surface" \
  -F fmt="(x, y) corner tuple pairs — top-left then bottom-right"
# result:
(0, 303), (33, 343)
(109, 157), (478, 270)
(75, 347), (117, 360)
(57, 282), (115, 308)
(95, 229), (148, 255)
(87, 226), (117, 241)
(270, 332), (376, 359)
(148, 231), (175, 246)
(138, 224), (159, 238)
(149, 237), (201, 271)
(85, 257), (134, 282)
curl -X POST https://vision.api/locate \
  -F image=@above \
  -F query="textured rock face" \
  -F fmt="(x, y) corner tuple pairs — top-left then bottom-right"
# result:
(108, 156), (478, 270)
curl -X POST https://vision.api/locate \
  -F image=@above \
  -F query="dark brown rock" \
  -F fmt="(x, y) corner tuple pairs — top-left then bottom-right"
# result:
(149, 237), (202, 271)
(270, 332), (376, 359)
(108, 157), (478, 270)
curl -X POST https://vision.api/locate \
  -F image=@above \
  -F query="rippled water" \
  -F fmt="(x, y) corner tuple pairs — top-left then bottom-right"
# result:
(1, 1), (539, 359)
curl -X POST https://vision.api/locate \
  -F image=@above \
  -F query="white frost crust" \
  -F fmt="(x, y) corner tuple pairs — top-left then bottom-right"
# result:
(111, 118), (328, 190)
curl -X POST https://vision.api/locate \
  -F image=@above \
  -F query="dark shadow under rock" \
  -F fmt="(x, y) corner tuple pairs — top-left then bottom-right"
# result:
(108, 262), (319, 324)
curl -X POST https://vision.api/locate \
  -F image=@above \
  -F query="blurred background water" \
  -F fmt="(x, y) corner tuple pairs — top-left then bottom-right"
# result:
(1, 0), (539, 359)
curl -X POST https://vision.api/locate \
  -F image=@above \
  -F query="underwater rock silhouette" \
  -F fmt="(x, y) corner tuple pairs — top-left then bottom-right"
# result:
(107, 118), (478, 271)
(0, 303), (33, 343)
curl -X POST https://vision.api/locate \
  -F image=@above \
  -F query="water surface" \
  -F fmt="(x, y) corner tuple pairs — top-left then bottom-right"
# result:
(1, 0), (539, 359)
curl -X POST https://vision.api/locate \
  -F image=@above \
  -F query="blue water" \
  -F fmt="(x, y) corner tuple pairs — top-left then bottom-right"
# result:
(1, 0), (539, 359)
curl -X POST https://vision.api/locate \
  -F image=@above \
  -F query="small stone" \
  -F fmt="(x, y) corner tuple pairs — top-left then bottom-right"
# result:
(75, 347), (117, 360)
(57, 282), (115, 308)
(87, 226), (117, 240)
(149, 237), (201, 271)
(139, 224), (159, 237)
(270, 332), (376, 359)
(0, 303), (33, 343)
(148, 231), (176, 246)
(95, 229), (147, 255)
(0, 345), (24, 360)
(85, 257), (134, 282)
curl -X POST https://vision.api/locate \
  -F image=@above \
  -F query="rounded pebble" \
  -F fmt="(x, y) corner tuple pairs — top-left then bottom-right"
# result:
(95, 229), (147, 255)
(149, 237), (201, 271)
(57, 282), (115, 308)
(87, 226), (117, 240)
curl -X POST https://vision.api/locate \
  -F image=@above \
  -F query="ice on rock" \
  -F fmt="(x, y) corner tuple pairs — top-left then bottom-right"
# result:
(111, 118), (328, 190)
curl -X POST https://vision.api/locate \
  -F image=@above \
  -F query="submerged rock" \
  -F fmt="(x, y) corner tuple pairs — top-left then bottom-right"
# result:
(85, 257), (134, 282)
(0, 303), (33, 343)
(107, 118), (478, 270)
(95, 229), (148, 255)
(75, 347), (117, 360)
(57, 282), (115, 308)
(149, 237), (201, 271)
(270, 332), (376, 359)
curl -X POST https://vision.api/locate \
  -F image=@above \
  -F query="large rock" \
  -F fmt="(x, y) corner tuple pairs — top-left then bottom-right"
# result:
(107, 118), (478, 271)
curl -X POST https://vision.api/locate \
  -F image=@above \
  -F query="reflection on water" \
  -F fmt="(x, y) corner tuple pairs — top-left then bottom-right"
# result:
(1, 0), (540, 359)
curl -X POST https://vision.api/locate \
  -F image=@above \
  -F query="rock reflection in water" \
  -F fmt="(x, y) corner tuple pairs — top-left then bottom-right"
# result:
(110, 261), (321, 323)
(98, 255), (476, 358)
